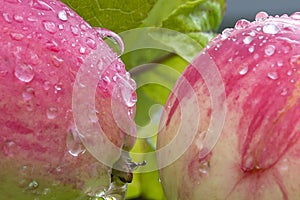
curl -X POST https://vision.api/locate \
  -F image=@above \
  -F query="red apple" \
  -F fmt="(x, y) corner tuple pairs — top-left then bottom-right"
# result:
(0, 0), (136, 199)
(157, 12), (300, 200)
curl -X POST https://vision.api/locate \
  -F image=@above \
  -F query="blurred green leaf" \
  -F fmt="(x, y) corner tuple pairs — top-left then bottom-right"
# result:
(61, 0), (226, 199)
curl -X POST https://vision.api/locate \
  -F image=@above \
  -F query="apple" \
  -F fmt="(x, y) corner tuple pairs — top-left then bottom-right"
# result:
(157, 12), (300, 200)
(0, 0), (136, 199)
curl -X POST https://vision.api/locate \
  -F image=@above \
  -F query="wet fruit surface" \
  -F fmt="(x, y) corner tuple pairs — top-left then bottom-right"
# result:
(157, 12), (300, 200)
(0, 0), (136, 199)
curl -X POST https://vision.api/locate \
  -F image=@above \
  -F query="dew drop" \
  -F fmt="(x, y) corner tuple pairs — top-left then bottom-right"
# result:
(287, 70), (293, 76)
(46, 40), (59, 52)
(221, 28), (233, 40)
(70, 25), (79, 35)
(239, 65), (249, 75)
(28, 180), (39, 190)
(2, 13), (12, 23)
(52, 55), (64, 67)
(58, 10), (68, 21)
(66, 128), (86, 157)
(255, 11), (269, 21)
(262, 24), (279, 34)
(43, 21), (57, 33)
(13, 14), (23, 23)
(248, 46), (254, 53)
(281, 88), (288, 96)
(32, 0), (53, 11)
(2, 140), (16, 156)
(199, 161), (210, 176)
(277, 60), (283, 67)
(96, 28), (124, 56)
(243, 36), (253, 44)
(86, 37), (97, 49)
(290, 12), (300, 20)
(118, 74), (137, 107)
(79, 23), (88, 31)
(79, 46), (86, 54)
(46, 107), (58, 119)
(234, 19), (250, 29)
(290, 55), (300, 68)
(43, 80), (51, 90)
(264, 45), (276, 56)
(10, 32), (24, 41)
(267, 72), (278, 80)
(22, 87), (35, 100)
(54, 83), (62, 93)
(14, 64), (35, 82)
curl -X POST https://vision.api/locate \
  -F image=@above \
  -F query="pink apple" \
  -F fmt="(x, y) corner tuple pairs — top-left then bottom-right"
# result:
(0, 0), (136, 199)
(157, 12), (300, 200)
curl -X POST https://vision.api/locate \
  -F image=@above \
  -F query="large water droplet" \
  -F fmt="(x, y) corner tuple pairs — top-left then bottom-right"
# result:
(267, 72), (279, 80)
(43, 21), (57, 33)
(46, 107), (58, 119)
(96, 28), (124, 56)
(118, 73), (137, 107)
(66, 128), (86, 157)
(255, 11), (269, 21)
(221, 28), (233, 40)
(234, 19), (250, 29)
(264, 45), (276, 56)
(58, 10), (68, 21)
(290, 12), (300, 20)
(263, 24), (279, 34)
(243, 36), (253, 44)
(14, 64), (35, 82)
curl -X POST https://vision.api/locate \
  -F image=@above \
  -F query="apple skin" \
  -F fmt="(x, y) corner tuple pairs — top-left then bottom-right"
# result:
(0, 0), (136, 199)
(157, 13), (300, 200)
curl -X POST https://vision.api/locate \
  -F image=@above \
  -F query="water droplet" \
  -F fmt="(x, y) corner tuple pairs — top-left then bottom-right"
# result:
(96, 28), (124, 56)
(277, 60), (283, 67)
(79, 23), (88, 31)
(264, 45), (276, 56)
(70, 25), (79, 35)
(118, 74), (137, 107)
(281, 88), (288, 96)
(255, 11), (269, 21)
(267, 72), (279, 80)
(28, 180), (39, 190)
(52, 55), (64, 67)
(234, 19), (250, 29)
(86, 37), (97, 49)
(239, 64), (249, 75)
(221, 28), (233, 40)
(199, 161), (210, 176)
(13, 14), (23, 23)
(58, 24), (64, 30)
(290, 12), (300, 20)
(46, 40), (59, 52)
(43, 21), (57, 33)
(287, 70), (293, 76)
(14, 64), (35, 82)
(32, 0), (53, 11)
(248, 46), (255, 53)
(290, 55), (300, 68)
(43, 80), (51, 90)
(54, 83), (62, 93)
(263, 24), (279, 34)
(46, 107), (58, 119)
(79, 46), (86, 54)
(2, 13), (12, 23)
(66, 128), (86, 157)
(27, 15), (38, 22)
(243, 36), (253, 44)
(10, 32), (24, 41)
(2, 140), (16, 156)
(58, 10), (68, 21)
(22, 87), (35, 100)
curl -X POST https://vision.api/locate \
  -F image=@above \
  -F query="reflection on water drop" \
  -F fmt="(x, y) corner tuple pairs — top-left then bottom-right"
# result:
(290, 12), (300, 20)
(234, 19), (250, 29)
(243, 36), (253, 44)
(14, 63), (35, 82)
(239, 64), (248, 75)
(267, 72), (279, 80)
(46, 107), (58, 119)
(10, 32), (24, 41)
(281, 88), (288, 96)
(66, 128), (86, 157)
(248, 46), (254, 53)
(13, 14), (23, 23)
(58, 10), (68, 21)
(255, 11), (269, 21)
(43, 21), (57, 33)
(262, 24), (279, 34)
(28, 180), (39, 190)
(22, 87), (35, 100)
(221, 28), (233, 40)
(264, 45), (275, 56)
(95, 28), (124, 57)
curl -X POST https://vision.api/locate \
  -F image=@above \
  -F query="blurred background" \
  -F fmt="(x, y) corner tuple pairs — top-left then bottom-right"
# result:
(219, 0), (300, 31)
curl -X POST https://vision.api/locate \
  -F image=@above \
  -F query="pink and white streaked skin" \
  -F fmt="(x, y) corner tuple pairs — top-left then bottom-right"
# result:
(157, 12), (300, 200)
(0, 0), (136, 198)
